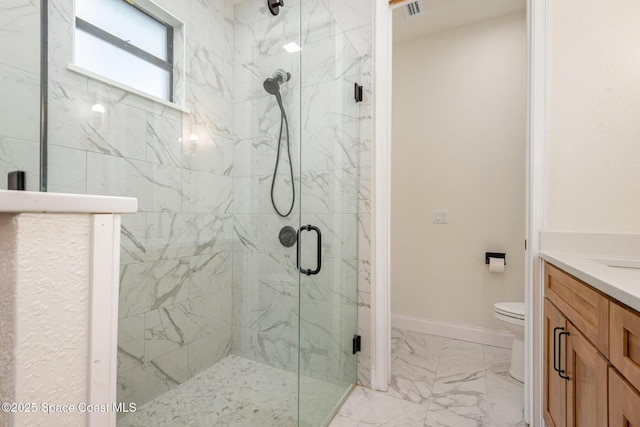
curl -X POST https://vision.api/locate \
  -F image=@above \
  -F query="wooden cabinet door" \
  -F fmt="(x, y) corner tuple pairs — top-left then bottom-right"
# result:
(565, 322), (608, 427)
(610, 367), (640, 426)
(545, 263), (610, 356)
(610, 301), (640, 393)
(544, 299), (567, 427)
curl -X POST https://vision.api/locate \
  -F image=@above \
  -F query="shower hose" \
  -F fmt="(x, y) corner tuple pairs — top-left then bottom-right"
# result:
(270, 95), (295, 217)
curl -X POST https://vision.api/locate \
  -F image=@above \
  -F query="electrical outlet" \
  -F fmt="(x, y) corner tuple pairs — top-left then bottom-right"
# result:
(433, 210), (448, 224)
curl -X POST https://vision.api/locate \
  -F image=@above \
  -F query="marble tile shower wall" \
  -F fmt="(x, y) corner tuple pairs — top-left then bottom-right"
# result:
(231, 0), (365, 389)
(0, 0), (40, 191)
(46, 0), (235, 407)
(230, 0), (301, 376)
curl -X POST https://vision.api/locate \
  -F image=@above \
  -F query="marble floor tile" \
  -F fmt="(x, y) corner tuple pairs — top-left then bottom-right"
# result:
(329, 414), (359, 426)
(332, 386), (428, 427)
(334, 328), (525, 427)
(384, 328), (441, 406)
(427, 370), (489, 427)
(486, 371), (527, 427)
(119, 328), (525, 427)
(483, 346), (512, 372)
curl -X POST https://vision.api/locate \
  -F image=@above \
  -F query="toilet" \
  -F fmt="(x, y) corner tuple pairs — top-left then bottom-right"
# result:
(494, 302), (525, 383)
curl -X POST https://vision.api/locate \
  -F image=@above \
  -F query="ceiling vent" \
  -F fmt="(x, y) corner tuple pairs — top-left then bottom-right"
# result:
(403, 0), (424, 18)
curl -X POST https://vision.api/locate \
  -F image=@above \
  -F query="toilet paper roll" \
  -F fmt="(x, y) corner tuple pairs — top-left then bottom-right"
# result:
(489, 257), (505, 273)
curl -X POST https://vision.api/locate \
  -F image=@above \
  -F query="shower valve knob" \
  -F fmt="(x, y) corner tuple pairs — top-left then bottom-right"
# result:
(268, 0), (284, 16)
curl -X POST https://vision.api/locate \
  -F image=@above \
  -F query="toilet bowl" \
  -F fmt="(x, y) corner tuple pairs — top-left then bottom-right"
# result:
(494, 302), (525, 383)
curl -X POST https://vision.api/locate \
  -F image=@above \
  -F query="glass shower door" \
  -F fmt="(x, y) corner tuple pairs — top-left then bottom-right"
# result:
(297, 12), (361, 425)
(0, 0), (41, 191)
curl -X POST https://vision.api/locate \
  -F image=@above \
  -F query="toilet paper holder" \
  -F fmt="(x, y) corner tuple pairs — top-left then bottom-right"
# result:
(485, 252), (506, 265)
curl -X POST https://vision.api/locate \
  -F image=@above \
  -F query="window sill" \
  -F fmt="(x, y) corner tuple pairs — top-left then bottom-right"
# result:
(67, 64), (191, 114)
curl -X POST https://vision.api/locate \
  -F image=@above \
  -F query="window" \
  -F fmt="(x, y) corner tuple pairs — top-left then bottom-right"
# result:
(75, 0), (175, 102)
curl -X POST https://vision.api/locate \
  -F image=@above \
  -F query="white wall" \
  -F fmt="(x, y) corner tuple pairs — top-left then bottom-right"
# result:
(546, 0), (640, 233)
(0, 215), (16, 427)
(391, 12), (526, 331)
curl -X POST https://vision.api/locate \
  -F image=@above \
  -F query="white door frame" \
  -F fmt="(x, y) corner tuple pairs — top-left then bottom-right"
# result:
(371, 0), (548, 424)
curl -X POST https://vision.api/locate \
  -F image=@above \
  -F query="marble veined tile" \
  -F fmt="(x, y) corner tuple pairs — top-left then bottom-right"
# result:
(385, 351), (437, 407)
(85, 152), (185, 212)
(118, 314), (145, 373)
(328, 414), (357, 427)
(383, 329), (441, 406)
(231, 325), (298, 373)
(347, 331), (523, 427)
(437, 345), (486, 378)
(145, 114), (182, 167)
(118, 258), (190, 319)
(300, 168), (358, 215)
(0, 136), (40, 192)
(392, 328), (444, 359)
(335, 386), (427, 427)
(186, 170), (233, 214)
(324, 0), (372, 34)
(188, 251), (232, 298)
(484, 346), (512, 373)
(0, 64), (39, 143)
(0, 2), (40, 74)
(301, 34), (359, 89)
(486, 368), (527, 427)
(186, 329), (231, 377)
(426, 369), (489, 426)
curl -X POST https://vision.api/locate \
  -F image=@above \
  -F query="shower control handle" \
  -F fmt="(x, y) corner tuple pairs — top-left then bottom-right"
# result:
(297, 225), (322, 276)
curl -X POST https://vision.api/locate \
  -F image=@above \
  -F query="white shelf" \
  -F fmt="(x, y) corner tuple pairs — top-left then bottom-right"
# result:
(0, 190), (138, 214)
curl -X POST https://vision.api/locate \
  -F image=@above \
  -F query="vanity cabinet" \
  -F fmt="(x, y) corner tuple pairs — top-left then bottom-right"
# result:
(609, 368), (640, 426)
(544, 262), (640, 427)
(543, 263), (608, 427)
(543, 299), (608, 427)
(610, 302), (640, 392)
(543, 299), (567, 427)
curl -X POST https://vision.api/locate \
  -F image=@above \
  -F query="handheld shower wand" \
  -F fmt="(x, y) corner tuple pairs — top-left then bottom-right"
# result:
(263, 69), (290, 97)
(264, 69), (295, 218)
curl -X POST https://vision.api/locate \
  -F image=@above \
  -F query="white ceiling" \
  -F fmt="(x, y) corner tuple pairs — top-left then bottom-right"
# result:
(393, 0), (526, 45)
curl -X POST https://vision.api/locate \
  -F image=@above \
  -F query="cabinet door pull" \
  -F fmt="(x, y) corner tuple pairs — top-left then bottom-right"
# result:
(558, 330), (570, 380)
(553, 326), (563, 374)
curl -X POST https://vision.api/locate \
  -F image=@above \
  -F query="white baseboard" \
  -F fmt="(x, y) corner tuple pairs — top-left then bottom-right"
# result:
(391, 314), (514, 349)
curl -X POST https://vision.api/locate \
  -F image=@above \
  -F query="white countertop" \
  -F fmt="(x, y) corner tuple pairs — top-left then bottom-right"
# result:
(0, 190), (138, 214)
(540, 232), (640, 312)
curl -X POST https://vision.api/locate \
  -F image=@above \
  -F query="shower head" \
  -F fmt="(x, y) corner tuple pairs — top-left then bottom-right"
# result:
(263, 69), (291, 95)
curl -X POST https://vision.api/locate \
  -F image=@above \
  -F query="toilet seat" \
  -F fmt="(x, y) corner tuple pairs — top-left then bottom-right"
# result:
(494, 302), (525, 323)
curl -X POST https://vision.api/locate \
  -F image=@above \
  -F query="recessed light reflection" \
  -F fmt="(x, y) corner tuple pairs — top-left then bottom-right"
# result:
(283, 42), (301, 53)
(92, 104), (106, 113)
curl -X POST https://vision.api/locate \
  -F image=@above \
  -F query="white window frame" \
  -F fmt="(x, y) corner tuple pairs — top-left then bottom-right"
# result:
(70, 0), (186, 110)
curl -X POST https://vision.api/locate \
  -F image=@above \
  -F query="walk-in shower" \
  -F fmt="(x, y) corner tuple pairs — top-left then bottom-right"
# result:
(0, 0), (364, 425)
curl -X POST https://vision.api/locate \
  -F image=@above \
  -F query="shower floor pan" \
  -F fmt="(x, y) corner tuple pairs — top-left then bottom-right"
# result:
(117, 355), (349, 427)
